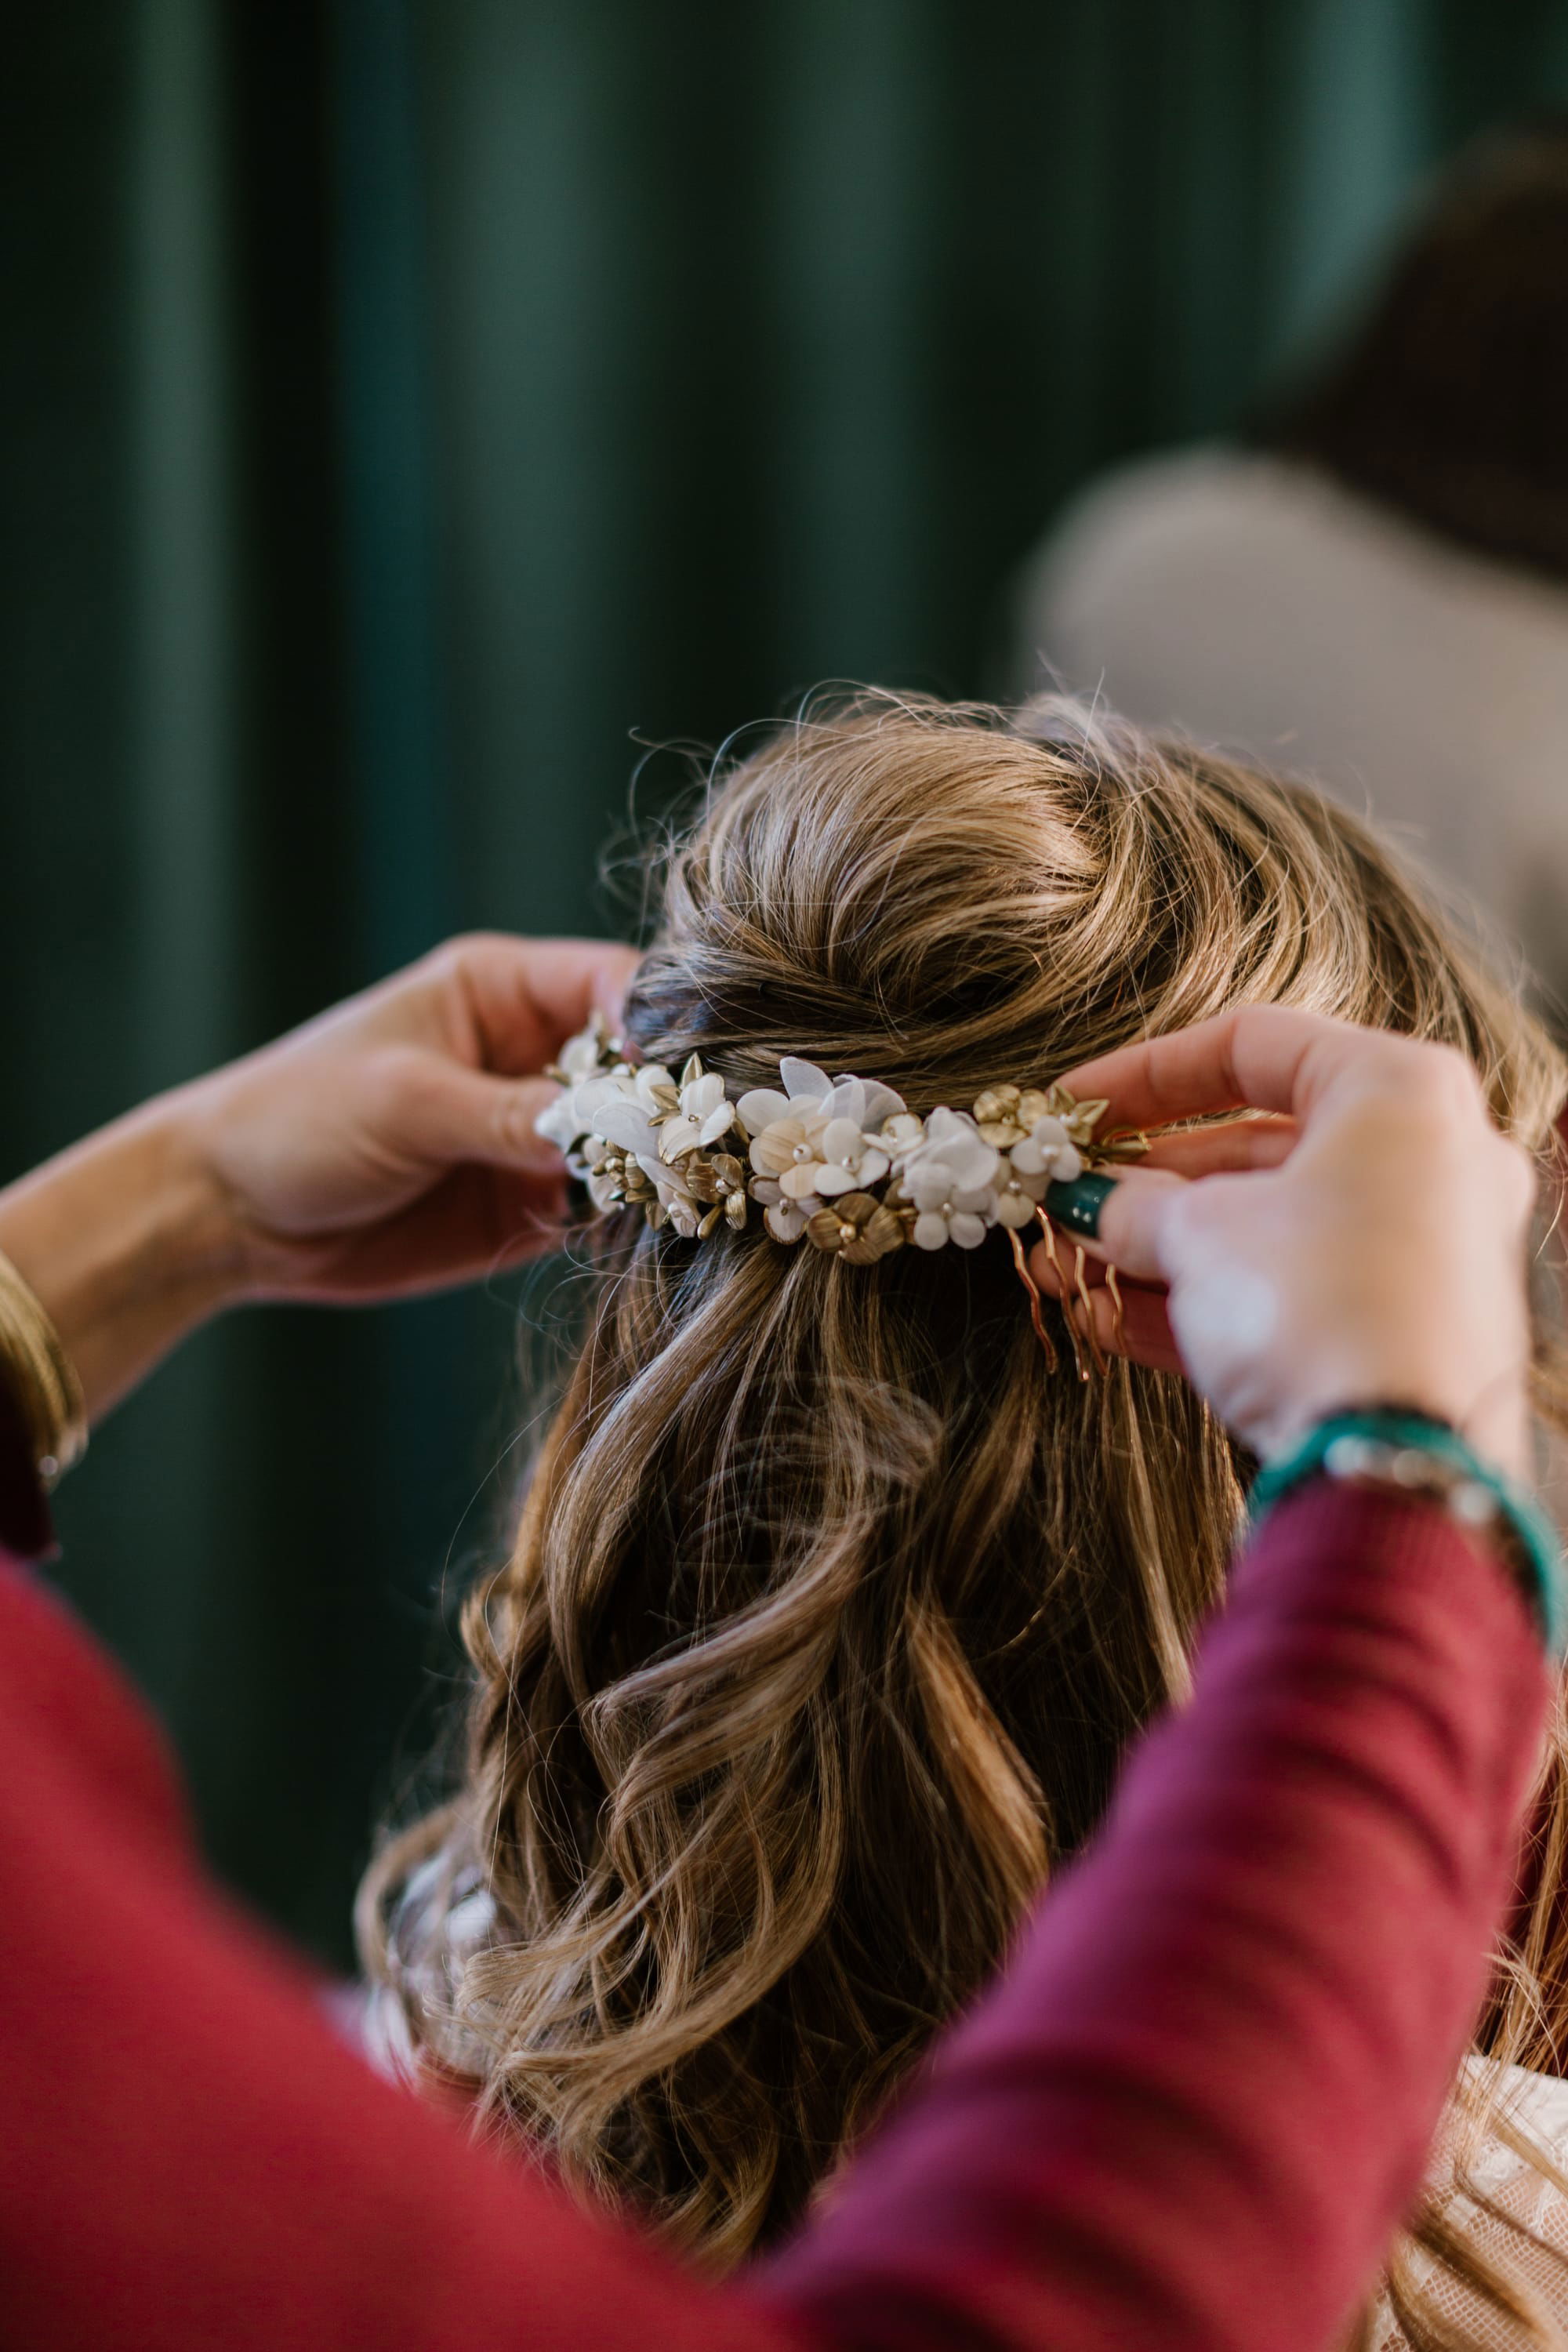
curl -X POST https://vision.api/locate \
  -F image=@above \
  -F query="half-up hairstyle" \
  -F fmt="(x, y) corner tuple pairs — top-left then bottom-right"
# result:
(361, 692), (1568, 2340)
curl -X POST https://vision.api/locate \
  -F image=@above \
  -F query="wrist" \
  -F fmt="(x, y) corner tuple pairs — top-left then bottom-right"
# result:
(1250, 1406), (1563, 1652)
(1272, 1386), (1529, 1491)
(1456, 1387), (1532, 1493)
(0, 1094), (247, 1420)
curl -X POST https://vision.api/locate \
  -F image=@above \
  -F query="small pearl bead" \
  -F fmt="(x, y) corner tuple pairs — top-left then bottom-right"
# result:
(793, 1142), (812, 1162)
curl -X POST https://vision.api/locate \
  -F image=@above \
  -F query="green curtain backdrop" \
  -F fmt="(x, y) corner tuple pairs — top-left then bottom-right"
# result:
(7, 0), (1568, 1961)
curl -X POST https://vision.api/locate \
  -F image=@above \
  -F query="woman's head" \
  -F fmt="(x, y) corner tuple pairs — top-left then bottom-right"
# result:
(363, 692), (1566, 2270)
(1258, 111), (1568, 586)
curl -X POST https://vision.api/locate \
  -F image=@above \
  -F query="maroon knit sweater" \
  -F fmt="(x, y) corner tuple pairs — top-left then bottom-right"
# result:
(0, 1391), (1547, 2352)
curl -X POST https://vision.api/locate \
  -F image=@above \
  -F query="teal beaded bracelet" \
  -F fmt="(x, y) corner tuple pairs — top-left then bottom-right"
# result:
(1249, 1408), (1567, 1657)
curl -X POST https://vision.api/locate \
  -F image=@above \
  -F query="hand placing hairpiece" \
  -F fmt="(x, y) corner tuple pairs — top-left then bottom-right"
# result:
(535, 1016), (1145, 1265)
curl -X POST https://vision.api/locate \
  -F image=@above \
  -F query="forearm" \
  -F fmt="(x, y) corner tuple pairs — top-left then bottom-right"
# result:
(0, 1094), (241, 1419)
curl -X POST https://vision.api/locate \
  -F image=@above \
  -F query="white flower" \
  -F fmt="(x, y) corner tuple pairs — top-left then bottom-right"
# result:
(753, 1112), (891, 1203)
(552, 1021), (614, 1085)
(631, 1062), (680, 1116)
(748, 1108), (831, 1196)
(534, 1086), (592, 1156)
(739, 1061), (906, 1205)
(877, 1112), (925, 1163)
(900, 1107), (1000, 1194)
(808, 1116), (891, 1196)
(654, 1060), (736, 1163)
(748, 1179), (811, 1243)
(581, 1075), (660, 1162)
(897, 1108), (1000, 1250)
(534, 1070), (631, 1157)
(993, 1160), (1049, 1228)
(906, 1170), (997, 1250)
(735, 1055), (833, 1137)
(1009, 1114), (1083, 1185)
(737, 1058), (905, 1142)
(987, 1115), (1086, 1227)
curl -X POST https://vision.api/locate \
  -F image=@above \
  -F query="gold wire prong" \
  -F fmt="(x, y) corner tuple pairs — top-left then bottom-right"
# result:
(1035, 1208), (1089, 1381)
(1105, 1261), (1127, 1363)
(1073, 1243), (1109, 1377)
(1007, 1224), (1058, 1371)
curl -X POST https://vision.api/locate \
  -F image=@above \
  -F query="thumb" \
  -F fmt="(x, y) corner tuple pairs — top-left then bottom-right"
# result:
(403, 1061), (567, 1178)
(1029, 1164), (1189, 1288)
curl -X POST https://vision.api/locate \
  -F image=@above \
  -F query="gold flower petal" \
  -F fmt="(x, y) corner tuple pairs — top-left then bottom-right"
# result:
(806, 1204), (853, 1253)
(840, 1204), (906, 1264)
(971, 1083), (1020, 1126)
(838, 1190), (880, 1220)
(804, 1192), (888, 1258)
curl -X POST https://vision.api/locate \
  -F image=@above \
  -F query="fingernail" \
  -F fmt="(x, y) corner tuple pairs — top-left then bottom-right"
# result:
(1044, 1172), (1117, 1240)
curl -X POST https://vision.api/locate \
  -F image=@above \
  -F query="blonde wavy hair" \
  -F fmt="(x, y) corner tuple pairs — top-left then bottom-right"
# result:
(362, 693), (1568, 2345)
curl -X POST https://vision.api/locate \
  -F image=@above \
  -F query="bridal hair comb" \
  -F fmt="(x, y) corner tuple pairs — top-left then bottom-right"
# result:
(536, 1017), (1147, 1375)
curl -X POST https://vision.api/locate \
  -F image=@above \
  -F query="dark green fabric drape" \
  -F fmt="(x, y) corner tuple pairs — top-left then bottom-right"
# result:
(6, 0), (1567, 1959)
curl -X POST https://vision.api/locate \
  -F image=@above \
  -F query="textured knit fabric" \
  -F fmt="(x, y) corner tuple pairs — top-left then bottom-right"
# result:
(0, 1482), (1548, 2352)
(1370, 2060), (1568, 2348)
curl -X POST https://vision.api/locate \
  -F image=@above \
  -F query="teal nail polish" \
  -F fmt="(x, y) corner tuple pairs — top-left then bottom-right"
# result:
(1044, 1172), (1116, 1240)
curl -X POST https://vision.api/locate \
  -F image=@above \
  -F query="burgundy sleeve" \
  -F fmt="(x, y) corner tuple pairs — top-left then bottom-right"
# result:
(0, 1483), (1547, 2352)
(760, 1485), (1548, 2350)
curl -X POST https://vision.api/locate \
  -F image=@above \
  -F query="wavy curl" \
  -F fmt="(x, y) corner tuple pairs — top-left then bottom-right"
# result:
(362, 693), (1568, 2339)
